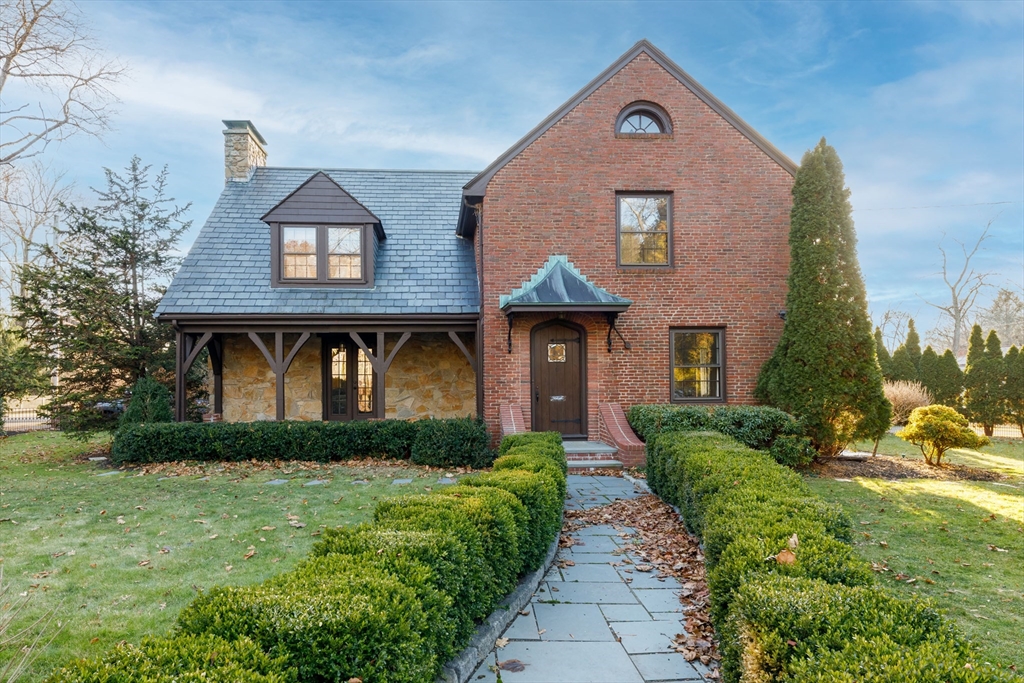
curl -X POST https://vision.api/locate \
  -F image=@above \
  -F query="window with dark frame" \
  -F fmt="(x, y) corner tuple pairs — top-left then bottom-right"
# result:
(278, 224), (367, 284)
(618, 195), (670, 266)
(615, 102), (671, 135)
(325, 338), (376, 420)
(671, 329), (723, 401)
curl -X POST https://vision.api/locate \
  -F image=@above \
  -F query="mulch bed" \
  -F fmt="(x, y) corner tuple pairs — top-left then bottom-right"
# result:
(565, 494), (720, 676)
(810, 454), (1006, 482)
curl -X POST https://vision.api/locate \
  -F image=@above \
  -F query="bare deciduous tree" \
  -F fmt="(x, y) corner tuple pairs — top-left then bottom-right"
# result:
(0, 0), (125, 167)
(0, 162), (70, 310)
(923, 222), (992, 357)
(876, 308), (911, 352)
(977, 287), (1024, 348)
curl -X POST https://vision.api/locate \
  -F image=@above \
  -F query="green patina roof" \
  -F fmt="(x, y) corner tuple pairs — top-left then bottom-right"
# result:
(499, 255), (632, 312)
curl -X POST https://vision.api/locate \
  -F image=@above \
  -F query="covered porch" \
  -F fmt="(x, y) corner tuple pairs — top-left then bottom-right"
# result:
(170, 316), (480, 423)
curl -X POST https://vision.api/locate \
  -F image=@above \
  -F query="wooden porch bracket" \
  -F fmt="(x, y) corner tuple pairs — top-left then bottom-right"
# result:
(248, 331), (311, 421)
(448, 330), (477, 374)
(175, 331), (215, 422)
(348, 331), (412, 416)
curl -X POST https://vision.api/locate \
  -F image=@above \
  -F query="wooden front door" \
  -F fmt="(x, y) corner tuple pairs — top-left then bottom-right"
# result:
(531, 321), (586, 437)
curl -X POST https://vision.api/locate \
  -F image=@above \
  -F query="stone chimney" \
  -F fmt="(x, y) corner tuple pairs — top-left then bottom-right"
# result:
(222, 120), (267, 182)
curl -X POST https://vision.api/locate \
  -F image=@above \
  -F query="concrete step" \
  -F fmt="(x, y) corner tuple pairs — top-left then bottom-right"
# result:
(567, 459), (624, 471)
(562, 440), (618, 456)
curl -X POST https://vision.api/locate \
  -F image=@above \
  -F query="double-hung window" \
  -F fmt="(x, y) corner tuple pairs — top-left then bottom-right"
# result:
(617, 194), (671, 267)
(671, 329), (724, 401)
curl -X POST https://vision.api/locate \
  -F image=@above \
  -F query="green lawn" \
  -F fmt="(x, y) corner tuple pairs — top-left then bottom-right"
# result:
(0, 431), (444, 681)
(807, 435), (1024, 671)
(853, 433), (1024, 479)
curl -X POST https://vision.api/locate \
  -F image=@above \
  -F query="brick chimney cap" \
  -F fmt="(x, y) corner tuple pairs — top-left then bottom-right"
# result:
(222, 120), (267, 147)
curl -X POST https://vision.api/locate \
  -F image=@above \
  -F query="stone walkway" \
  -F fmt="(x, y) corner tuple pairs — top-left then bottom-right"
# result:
(470, 475), (709, 682)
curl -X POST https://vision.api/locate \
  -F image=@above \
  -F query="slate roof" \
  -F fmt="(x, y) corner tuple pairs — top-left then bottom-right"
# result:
(157, 168), (479, 317)
(500, 255), (632, 312)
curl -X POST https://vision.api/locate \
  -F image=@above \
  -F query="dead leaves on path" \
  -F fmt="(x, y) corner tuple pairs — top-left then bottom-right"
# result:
(565, 494), (719, 669)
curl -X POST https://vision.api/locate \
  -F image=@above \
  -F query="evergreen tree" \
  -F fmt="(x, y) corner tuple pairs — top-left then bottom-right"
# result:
(756, 139), (890, 457)
(918, 346), (940, 401)
(15, 157), (203, 437)
(120, 376), (173, 426)
(874, 327), (892, 379)
(904, 319), (922, 375)
(934, 349), (964, 409)
(0, 317), (45, 434)
(889, 346), (918, 382)
(1004, 346), (1024, 437)
(963, 326), (1003, 436)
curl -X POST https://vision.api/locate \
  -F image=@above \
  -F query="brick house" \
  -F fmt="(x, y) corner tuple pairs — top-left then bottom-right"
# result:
(158, 40), (796, 466)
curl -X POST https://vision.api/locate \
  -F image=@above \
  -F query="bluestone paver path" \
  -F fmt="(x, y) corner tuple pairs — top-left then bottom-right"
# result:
(470, 474), (710, 682)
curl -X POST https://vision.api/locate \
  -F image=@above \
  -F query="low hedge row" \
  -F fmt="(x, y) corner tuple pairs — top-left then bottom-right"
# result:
(110, 416), (493, 467)
(627, 404), (816, 466)
(646, 431), (1011, 682)
(49, 431), (567, 683)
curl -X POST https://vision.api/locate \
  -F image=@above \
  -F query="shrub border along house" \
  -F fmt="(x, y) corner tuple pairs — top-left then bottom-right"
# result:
(643, 426), (1012, 683)
(46, 432), (566, 683)
(111, 416), (493, 468)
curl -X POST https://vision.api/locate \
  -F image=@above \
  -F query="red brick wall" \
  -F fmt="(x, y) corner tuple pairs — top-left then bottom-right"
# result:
(479, 53), (794, 440)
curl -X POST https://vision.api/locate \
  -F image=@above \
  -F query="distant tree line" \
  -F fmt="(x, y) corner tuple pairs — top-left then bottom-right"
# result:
(875, 319), (1024, 437)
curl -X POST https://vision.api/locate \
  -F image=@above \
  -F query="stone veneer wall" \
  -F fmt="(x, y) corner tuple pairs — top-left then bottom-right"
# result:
(215, 332), (474, 422)
(385, 333), (476, 419)
(219, 333), (322, 422)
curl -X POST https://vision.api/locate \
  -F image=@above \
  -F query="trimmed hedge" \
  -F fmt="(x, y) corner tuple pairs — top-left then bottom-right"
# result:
(44, 634), (294, 682)
(645, 430), (1007, 682)
(111, 417), (487, 466)
(68, 430), (568, 683)
(411, 416), (494, 467)
(627, 404), (815, 466)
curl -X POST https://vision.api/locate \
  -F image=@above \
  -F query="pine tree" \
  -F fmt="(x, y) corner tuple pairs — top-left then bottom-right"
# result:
(918, 346), (940, 401)
(874, 327), (893, 379)
(120, 376), (173, 425)
(1004, 346), (1024, 437)
(15, 157), (204, 437)
(964, 326), (1003, 436)
(934, 349), (964, 409)
(755, 139), (890, 457)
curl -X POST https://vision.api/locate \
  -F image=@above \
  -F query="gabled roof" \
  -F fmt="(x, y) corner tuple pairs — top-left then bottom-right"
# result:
(462, 39), (797, 200)
(157, 168), (479, 318)
(261, 171), (385, 239)
(499, 255), (632, 313)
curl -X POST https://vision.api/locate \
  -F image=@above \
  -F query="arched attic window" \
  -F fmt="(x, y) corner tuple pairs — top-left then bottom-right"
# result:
(616, 102), (671, 135)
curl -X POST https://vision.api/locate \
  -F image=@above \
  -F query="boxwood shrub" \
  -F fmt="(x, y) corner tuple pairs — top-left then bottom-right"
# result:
(410, 416), (492, 467)
(627, 404), (814, 466)
(44, 634), (294, 683)
(644, 429), (1006, 682)
(112, 417), (488, 466)
(73, 429), (569, 683)
(177, 556), (435, 683)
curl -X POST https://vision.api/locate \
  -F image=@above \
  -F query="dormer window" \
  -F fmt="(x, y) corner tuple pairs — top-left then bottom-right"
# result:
(616, 102), (672, 136)
(262, 171), (385, 289)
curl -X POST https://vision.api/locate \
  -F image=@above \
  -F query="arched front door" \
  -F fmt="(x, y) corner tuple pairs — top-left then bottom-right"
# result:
(531, 320), (586, 438)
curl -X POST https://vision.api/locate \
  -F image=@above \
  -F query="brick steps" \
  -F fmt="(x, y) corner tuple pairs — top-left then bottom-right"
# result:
(564, 439), (623, 471)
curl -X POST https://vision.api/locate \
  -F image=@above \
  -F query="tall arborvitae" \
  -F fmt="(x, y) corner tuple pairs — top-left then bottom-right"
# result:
(755, 139), (891, 457)
(1005, 346), (1024, 437)
(918, 345), (941, 400)
(874, 327), (893, 379)
(890, 346), (918, 382)
(964, 326), (1004, 436)
(905, 319), (922, 376)
(935, 349), (964, 409)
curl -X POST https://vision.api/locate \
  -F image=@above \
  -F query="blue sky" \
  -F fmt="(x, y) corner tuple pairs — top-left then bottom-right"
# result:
(35, 0), (1024, 347)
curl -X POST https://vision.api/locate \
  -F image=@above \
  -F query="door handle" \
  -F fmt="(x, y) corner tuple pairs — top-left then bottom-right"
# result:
(534, 387), (539, 402)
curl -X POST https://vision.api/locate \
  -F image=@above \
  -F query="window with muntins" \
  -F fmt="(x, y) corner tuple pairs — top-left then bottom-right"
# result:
(325, 338), (377, 420)
(618, 194), (670, 266)
(671, 329), (724, 401)
(278, 224), (367, 285)
(616, 102), (671, 135)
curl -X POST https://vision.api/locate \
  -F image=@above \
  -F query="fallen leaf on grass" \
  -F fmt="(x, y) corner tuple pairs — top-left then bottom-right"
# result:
(498, 659), (525, 672)
(261, 526), (276, 531)
(209, 534), (218, 540)
(243, 546), (257, 560)
(289, 520), (306, 528)
(988, 545), (1008, 552)
(138, 560), (150, 567)
(224, 564), (233, 572)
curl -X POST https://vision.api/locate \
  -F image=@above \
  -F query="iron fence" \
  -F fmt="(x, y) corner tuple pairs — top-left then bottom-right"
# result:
(971, 423), (1022, 439)
(1, 406), (56, 433)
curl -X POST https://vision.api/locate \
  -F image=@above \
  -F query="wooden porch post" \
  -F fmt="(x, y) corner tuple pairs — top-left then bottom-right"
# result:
(208, 334), (224, 416)
(349, 331), (411, 418)
(174, 330), (186, 422)
(248, 331), (310, 421)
